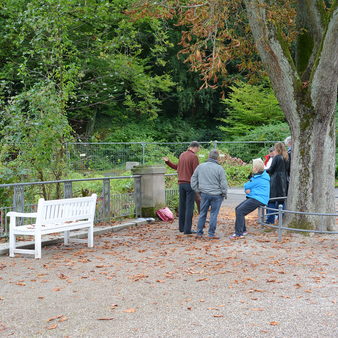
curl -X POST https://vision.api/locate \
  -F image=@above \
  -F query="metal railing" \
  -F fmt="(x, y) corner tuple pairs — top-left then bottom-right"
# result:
(0, 175), (179, 237)
(258, 197), (338, 241)
(66, 141), (280, 171)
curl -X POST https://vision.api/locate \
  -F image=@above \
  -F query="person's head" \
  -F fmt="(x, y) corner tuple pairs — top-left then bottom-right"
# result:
(208, 149), (219, 161)
(252, 158), (264, 174)
(274, 142), (288, 160)
(188, 141), (200, 153)
(284, 136), (292, 148)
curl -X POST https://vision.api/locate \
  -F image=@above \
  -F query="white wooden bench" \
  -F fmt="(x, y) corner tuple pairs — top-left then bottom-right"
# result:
(7, 194), (97, 259)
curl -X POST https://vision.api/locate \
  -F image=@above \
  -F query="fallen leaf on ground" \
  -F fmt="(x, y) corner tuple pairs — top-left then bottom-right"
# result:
(213, 314), (224, 318)
(97, 317), (114, 321)
(270, 321), (279, 326)
(47, 323), (58, 330)
(123, 308), (136, 313)
(47, 315), (63, 322)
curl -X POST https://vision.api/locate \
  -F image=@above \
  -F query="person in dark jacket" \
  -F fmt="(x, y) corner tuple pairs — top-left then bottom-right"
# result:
(230, 158), (270, 239)
(162, 141), (200, 234)
(266, 142), (290, 224)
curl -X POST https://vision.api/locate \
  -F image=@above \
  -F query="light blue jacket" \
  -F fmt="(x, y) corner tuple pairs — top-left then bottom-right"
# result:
(244, 171), (270, 205)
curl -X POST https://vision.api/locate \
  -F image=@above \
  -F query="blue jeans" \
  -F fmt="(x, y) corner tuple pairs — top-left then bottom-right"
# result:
(197, 193), (223, 236)
(266, 201), (285, 224)
(179, 183), (195, 234)
(235, 198), (263, 236)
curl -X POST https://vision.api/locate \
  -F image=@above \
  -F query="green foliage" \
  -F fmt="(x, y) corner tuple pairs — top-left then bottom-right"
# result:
(224, 122), (290, 162)
(0, 81), (73, 186)
(218, 80), (285, 138)
(222, 163), (252, 187)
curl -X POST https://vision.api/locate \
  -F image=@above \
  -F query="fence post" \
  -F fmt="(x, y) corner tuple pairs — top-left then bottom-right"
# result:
(102, 178), (111, 220)
(278, 204), (283, 242)
(64, 181), (73, 198)
(134, 176), (142, 218)
(13, 185), (25, 226)
(142, 143), (145, 165)
(213, 140), (217, 149)
(13, 185), (25, 213)
(258, 206), (262, 225)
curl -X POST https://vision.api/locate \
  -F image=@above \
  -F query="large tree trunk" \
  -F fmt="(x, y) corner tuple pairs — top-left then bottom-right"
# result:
(288, 101), (336, 230)
(245, 0), (338, 230)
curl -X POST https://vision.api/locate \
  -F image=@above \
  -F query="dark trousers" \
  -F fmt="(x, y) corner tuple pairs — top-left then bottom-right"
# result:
(179, 183), (195, 234)
(235, 198), (263, 236)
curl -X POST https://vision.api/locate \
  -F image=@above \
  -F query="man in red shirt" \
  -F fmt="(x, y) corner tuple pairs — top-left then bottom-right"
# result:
(163, 141), (200, 234)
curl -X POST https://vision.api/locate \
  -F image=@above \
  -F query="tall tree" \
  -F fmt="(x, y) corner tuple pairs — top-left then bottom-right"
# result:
(135, 0), (338, 230)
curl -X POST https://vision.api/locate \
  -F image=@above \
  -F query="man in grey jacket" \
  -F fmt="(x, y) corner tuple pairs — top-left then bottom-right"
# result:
(191, 150), (228, 239)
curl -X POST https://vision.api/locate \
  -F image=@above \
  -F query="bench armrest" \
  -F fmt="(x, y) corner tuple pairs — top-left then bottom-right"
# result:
(6, 212), (38, 218)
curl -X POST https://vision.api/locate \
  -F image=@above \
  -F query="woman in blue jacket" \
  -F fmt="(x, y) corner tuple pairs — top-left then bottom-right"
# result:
(230, 158), (270, 239)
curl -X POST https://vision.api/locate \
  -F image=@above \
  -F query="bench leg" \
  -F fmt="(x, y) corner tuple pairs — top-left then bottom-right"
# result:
(88, 226), (94, 247)
(35, 234), (42, 259)
(64, 231), (70, 245)
(9, 230), (15, 258)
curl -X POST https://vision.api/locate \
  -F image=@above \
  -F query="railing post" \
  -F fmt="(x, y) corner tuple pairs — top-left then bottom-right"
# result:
(134, 176), (142, 217)
(13, 185), (25, 213)
(258, 206), (262, 225)
(64, 181), (73, 198)
(213, 140), (217, 149)
(102, 178), (111, 220)
(13, 185), (25, 226)
(278, 204), (283, 242)
(142, 143), (145, 165)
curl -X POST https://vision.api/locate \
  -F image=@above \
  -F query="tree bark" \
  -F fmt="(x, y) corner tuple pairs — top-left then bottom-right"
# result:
(245, 0), (338, 230)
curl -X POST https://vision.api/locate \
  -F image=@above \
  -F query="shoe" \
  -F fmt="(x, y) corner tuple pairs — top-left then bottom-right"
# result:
(184, 230), (197, 235)
(196, 233), (203, 238)
(208, 235), (220, 240)
(229, 234), (244, 239)
(243, 232), (248, 236)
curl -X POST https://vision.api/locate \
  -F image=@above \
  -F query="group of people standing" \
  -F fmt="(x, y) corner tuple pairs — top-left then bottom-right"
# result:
(163, 138), (291, 239)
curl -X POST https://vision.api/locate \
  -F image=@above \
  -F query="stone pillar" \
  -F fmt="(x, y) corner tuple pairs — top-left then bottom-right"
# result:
(131, 166), (166, 217)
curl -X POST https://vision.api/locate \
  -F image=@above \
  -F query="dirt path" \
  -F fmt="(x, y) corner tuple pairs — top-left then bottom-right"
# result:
(0, 207), (337, 337)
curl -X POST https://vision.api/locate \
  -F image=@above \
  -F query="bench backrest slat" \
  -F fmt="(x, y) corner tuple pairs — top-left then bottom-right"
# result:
(35, 194), (97, 227)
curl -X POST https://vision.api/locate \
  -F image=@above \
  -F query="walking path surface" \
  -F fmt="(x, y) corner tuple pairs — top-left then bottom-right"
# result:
(0, 200), (337, 337)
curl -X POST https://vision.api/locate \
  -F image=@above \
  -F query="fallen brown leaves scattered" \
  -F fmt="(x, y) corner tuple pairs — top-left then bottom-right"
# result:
(270, 321), (279, 326)
(97, 317), (114, 321)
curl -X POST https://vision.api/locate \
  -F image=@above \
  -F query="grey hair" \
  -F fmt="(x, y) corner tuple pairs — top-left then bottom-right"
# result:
(252, 158), (264, 173)
(284, 136), (292, 147)
(189, 141), (200, 148)
(209, 150), (219, 160)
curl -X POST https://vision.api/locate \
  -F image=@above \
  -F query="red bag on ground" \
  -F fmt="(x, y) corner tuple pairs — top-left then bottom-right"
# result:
(156, 207), (174, 222)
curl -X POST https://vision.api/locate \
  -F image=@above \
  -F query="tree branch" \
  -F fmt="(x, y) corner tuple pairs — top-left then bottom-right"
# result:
(295, 0), (326, 79)
(311, 5), (338, 115)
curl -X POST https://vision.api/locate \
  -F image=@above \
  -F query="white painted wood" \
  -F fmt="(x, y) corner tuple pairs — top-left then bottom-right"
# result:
(7, 194), (97, 258)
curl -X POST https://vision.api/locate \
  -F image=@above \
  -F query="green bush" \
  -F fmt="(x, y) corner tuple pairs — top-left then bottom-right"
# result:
(219, 80), (285, 138)
(228, 122), (290, 162)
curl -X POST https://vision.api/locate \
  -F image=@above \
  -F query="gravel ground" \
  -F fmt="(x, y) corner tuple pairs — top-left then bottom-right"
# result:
(0, 202), (337, 338)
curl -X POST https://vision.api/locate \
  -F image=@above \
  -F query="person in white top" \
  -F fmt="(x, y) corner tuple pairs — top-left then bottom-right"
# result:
(264, 147), (275, 169)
